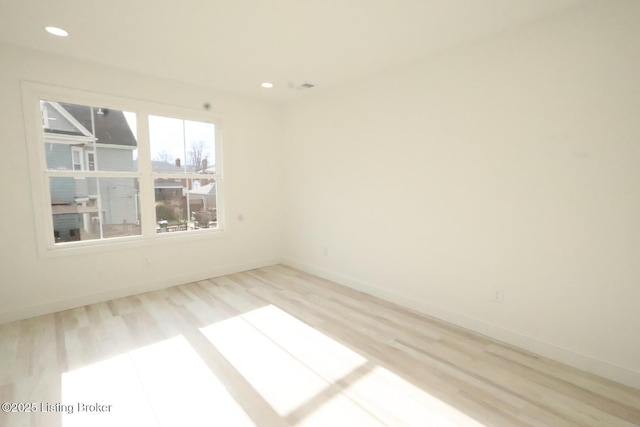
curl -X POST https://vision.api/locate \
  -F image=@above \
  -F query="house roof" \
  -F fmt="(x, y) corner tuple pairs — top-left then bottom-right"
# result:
(189, 182), (216, 196)
(62, 103), (137, 147)
(154, 179), (184, 189)
(44, 102), (137, 147)
(151, 161), (192, 173)
(132, 160), (215, 174)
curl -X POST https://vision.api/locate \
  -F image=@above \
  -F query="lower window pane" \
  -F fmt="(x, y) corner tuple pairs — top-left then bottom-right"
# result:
(154, 178), (217, 233)
(50, 177), (141, 243)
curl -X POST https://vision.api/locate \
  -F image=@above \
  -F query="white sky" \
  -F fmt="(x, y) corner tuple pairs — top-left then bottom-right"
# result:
(123, 112), (215, 165)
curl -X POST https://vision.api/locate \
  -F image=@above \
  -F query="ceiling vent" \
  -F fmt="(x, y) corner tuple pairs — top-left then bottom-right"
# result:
(288, 81), (316, 90)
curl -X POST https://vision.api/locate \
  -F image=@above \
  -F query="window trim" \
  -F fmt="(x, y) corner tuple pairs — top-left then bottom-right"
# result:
(22, 82), (225, 258)
(86, 151), (96, 171)
(71, 146), (85, 171)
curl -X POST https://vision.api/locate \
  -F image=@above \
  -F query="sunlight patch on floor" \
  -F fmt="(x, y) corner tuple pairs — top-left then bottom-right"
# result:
(201, 304), (486, 426)
(240, 304), (368, 382)
(62, 336), (255, 427)
(200, 313), (342, 417)
(61, 353), (157, 427)
(60, 304), (486, 426)
(343, 366), (485, 426)
(129, 335), (256, 426)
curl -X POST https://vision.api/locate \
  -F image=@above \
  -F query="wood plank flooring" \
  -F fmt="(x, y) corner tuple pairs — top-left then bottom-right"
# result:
(1, 265), (639, 426)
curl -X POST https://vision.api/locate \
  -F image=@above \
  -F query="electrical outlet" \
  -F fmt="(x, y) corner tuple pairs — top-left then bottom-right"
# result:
(493, 288), (504, 303)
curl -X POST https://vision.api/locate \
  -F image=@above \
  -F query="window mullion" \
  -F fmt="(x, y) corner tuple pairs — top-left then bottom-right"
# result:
(136, 109), (155, 238)
(46, 171), (140, 178)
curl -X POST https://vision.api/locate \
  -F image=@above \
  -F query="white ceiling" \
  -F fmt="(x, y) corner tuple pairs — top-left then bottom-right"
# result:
(0, 0), (589, 103)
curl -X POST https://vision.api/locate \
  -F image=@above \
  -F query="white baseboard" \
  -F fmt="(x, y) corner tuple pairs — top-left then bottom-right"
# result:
(0, 257), (281, 325)
(281, 257), (640, 390)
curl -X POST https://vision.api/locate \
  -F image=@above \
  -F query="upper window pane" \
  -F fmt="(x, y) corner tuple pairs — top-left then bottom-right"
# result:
(149, 115), (215, 174)
(41, 101), (138, 172)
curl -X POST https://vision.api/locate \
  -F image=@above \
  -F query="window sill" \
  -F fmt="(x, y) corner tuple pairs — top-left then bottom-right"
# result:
(39, 227), (227, 259)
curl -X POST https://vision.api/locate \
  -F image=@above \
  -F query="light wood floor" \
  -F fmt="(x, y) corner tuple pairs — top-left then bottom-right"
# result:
(1, 265), (639, 427)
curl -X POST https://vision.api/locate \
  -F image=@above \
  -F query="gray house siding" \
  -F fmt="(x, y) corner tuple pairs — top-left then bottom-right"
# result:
(75, 178), (89, 199)
(96, 148), (137, 225)
(99, 177), (138, 225)
(50, 177), (75, 204)
(96, 147), (136, 172)
(44, 143), (72, 170)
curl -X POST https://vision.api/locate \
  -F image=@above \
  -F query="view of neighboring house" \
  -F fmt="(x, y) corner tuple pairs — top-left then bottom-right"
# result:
(151, 158), (217, 230)
(188, 182), (216, 212)
(42, 101), (139, 242)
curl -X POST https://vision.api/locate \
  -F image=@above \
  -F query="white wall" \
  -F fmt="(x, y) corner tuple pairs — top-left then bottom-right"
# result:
(0, 44), (283, 323)
(282, 0), (640, 388)
(2, 0), (639, 389)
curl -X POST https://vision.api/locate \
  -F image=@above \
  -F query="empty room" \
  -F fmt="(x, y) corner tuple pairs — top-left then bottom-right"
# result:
(1, 0), (639, 426)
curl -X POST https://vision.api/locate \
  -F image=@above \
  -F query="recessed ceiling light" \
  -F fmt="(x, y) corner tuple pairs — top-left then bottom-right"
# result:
(261, 82), (274, 89)
(45, 26), (69, 37)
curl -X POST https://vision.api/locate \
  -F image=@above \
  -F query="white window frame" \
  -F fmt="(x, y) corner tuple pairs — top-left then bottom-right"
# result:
(71, 146), (85, 171)
(86, 151), (96, 171)
(22, 82), (225, 257)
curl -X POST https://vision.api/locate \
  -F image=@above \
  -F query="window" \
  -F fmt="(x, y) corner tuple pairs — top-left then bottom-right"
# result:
(23, 84), (223, 253)
(86, 151), (96, 171)
(71, 147), (84, 171)
(149, 115), (218, 233)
